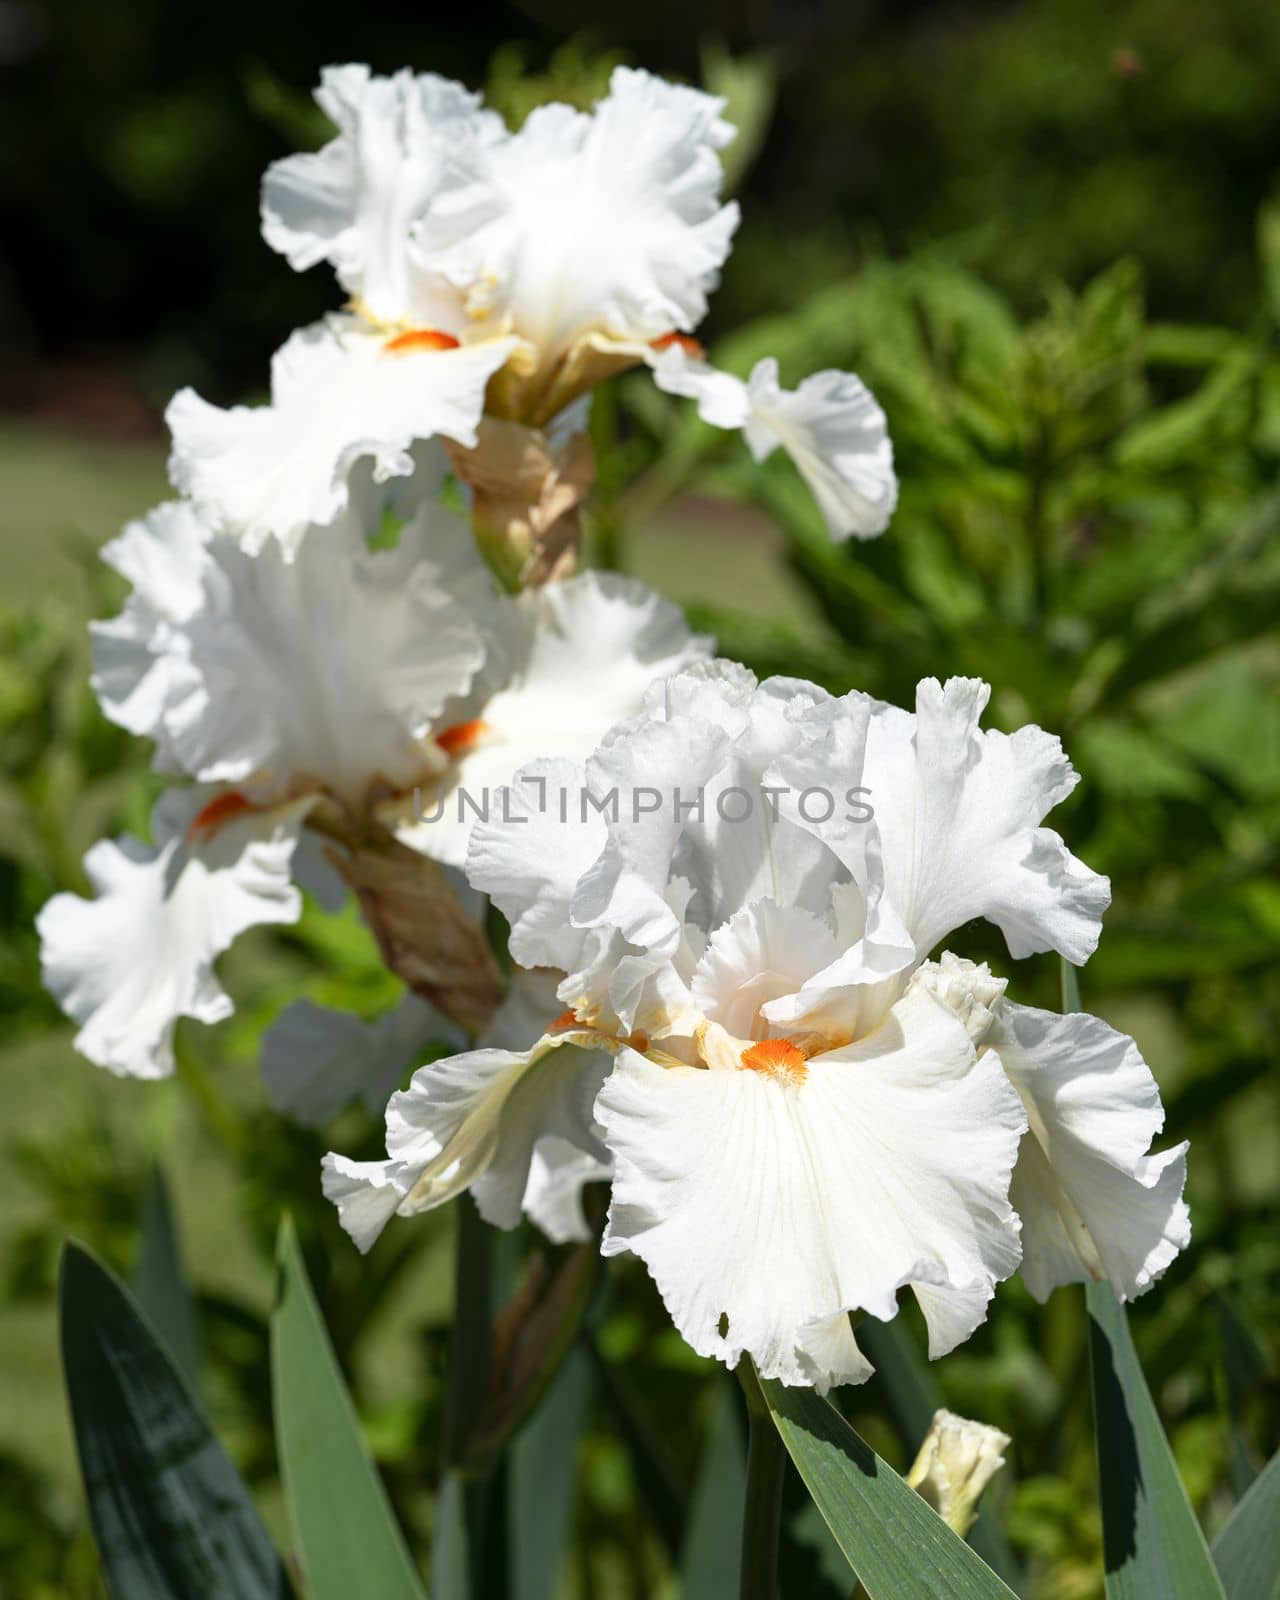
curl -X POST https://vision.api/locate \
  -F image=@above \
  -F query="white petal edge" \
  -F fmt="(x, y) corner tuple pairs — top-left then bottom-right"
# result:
(262, 64), (501, 326)
(167, 317), (516, 552)
(857, 677), (1112, 963)
(649, 347), (897, 541)
(37, 789), (310, 1079)
(991, 1001), (1190, 1302)
(324, 1025), (609, 1253)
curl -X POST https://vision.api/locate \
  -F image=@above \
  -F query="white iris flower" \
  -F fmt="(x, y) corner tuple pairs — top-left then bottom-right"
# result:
(325, 664), (1188, 1390)
(37, 490), (707, 1081)
(167, 64), (896, 553)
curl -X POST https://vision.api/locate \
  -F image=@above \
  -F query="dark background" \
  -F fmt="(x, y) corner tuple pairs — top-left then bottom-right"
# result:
(5, 0), (1280, 427)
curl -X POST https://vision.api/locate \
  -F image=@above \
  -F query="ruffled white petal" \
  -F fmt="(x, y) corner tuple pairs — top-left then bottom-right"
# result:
(464, 757), (610, 974)
(650, 667), (840, 933)
(649, 348), (897, 541)
(170, 509), (484, 808)
(323, 973), (610, 1251)
(262, 64), (501, 326)
(763, 690), (915, 1001)
(167, 317), (515, 551)
(520, 1137), (612, 1244)
(744, 359), (898, 541)
(571, 699), (739, 1017)
(90, 501), (212, 766)
(321, 1154), (413, 1253)
(690, 899), (839, 1041)
(597, 984), (1026, 1392)
(419, 66), (738, 360)
(394, 574), (710, 868)
(261, 992), (462, 1126)
(485, 573), (713, 770)
(468, 1043), (610, 1233)
(323, 1036), (608, 1251)
(37, 789), (309, 1079)
(990, 1002), (1190, 1301)
(859, 677), (1111, 963)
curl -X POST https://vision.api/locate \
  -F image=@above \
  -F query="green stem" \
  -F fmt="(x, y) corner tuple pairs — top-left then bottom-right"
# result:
(443, 1194), (494, 1467)
(738, 1361), (786, 1600)
(1059, 954), (1082, 1014)
(442, 1196), (504, 1599)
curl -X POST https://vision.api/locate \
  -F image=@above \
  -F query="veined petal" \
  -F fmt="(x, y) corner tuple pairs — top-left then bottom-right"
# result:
(323, 977), (610, 1252)
(261, 992), (463, 1126)
(649, 347), (897, 542)
(468, 1043), (610, 1233)
(36, 789), (309, 1079)
(597, 984), (1026, 1392)
(690, 898), (839, 1042)
(419, 66), (738, 363)
(262, 64), (502, 326)
(861, 677), (1111, 962)
(167, 317), (516, 551)
(991, 1002), (1190, 1301)
(152, 506), (485, 809)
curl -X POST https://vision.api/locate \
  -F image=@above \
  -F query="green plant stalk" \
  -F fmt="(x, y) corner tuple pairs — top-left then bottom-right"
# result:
(442, 1196), (504, 1600)
(443, 1196), (493, 1468)
(737, 1360), (785, 1600)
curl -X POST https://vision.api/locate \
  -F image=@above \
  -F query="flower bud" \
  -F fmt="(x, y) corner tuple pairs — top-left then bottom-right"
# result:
(905, 1408), (1011, 1537)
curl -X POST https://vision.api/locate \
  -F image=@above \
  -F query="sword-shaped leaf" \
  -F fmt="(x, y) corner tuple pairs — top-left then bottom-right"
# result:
(59, 1242), (290, 1600)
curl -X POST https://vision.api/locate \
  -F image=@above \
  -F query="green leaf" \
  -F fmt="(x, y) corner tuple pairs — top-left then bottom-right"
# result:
(131, 1166), (203, 1396)
(271, 1217), (426, 1600)
(859, 1317), (1020, 1584)
(1213, 1448), (1280, 1600)
(511, 1346), (591, 1600)
(1217, 1293), (1270, 1497)
(1115, 351), (1256, 469)
(59, 1241), (289, 1600)
(1086, 1280), (1226, 1600)
(759, 1379), (1016, 1599)
(679, 1383), (746, 1599)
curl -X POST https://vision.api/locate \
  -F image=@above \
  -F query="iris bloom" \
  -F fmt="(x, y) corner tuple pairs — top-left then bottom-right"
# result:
(327, 664), (1188, 1390)
(37, 490), (707, 1080)
(168, 64), (896, 558)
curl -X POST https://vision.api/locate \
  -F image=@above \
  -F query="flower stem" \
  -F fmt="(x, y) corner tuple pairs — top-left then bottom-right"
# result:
(443, 1194), (494, 1468)
(442, 1196), (503, 1599)
(737, 1360), (786, 1600)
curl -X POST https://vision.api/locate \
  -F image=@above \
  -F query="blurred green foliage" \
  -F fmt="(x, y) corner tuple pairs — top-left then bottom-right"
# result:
(2, 15), (1279, 1600)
